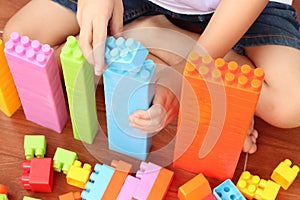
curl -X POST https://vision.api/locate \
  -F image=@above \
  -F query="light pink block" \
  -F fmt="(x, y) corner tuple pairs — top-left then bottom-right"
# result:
(133, 162), (162, 200)
(4, 32), (68, 133)
(117, 175), (140, 200)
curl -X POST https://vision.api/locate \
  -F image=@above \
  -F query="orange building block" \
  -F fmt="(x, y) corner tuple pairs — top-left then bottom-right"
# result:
(0, 184), (8, 195)
(178, 173), (212, 200)
(0, 39), (21, 117)
(59, 192), (81, 200)
(174, 53), (264, 180)
(147, 167), (174, 200)
(102, 160), (132, 200)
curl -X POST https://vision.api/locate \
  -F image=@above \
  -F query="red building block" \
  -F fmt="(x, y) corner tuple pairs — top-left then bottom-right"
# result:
(203, 193), (217, 200)
(59, 192), (81, 200)
(21, 158), (54, 192)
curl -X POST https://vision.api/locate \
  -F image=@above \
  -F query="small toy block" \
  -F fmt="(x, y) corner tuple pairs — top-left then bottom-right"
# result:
(59, 192), (81, 200)
(0, 39), (21, 117)
(147, 167), (174, 200)
(81, 163), (115, 200)
(178, 173), (212, 200)
(0, 194), (8, 200)
(4, 32), (68, 132)
(0, 184), (8, 195)
(21, 158), (54, 192)
(236, 171), (261, 200)
(213, 179), (246, 200)
(254, 179), (280, 200)
(103, 36), (155, 160)
(117, 175), (140, 200)
(174, 53), (264, 180)
(24, 135), (46, 160)
(271, 159), (299, 190)
(53, 147), (78, 174)
(133, 162), (161, 199)
(60, 36), (98, 144)
(102, 160), (132, 200)
(66, 160), (92, 189)
(203, 193), (217, 200)
(23, 197), (41, 200)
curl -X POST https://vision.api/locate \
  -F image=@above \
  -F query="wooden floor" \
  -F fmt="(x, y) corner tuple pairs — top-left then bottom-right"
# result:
(1, 1), (300, 199)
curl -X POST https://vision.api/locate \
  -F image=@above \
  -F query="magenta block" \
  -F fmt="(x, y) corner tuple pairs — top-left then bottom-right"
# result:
(117, 175), (140, 200)
(4, 32), (68, 133)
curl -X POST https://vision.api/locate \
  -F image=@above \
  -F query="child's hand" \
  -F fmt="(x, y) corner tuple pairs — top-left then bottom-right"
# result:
(128, 84), (180, 134)
(77, 0), (123, 75)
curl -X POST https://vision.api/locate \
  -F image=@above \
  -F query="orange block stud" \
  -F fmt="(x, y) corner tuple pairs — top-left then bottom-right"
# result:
(59, 192), (81, 200)
(0, 39), (21, 117)
(236, 171), (261, 200)
(102, 160), (132, 200)
(178, 173), (212, 200)
(174, 52), (264, 180)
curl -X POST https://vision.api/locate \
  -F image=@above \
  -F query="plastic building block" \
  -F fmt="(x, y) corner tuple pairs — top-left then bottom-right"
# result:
(102, 160), (132, 200)
(81, 163), (115, 200)
(23, 197), (41, 200)
(0, 39), (21, 117)
(174, 53), (264, 180)
(236, 171), (261, 200)
(21, 158), (54, 192)
(117, 175), (140, 200)
(147, 167), (174, 200)
(0, 194), (8, 200)
(103, 36), (156, 160)
(60, 36), (98, 144)
(59, 192), (82, 200)
(254, 179), (280, 200)
(178, 173), (212, 200)
(4, 32), (68, 133)
(0, 184), (8, 195)
(24, 135), (46, 160)
(133, 162), (161, 199)
(53, 147), (78, 174)
(203, 193), (217, 200)
(271, 159), (299, 190)
(213, 179), (246, 200)
(66, 160), (92, 189)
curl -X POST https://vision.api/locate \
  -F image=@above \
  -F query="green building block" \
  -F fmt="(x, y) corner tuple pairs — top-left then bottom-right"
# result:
(0, 194), (8, 200)
(24, 135), (46, 160)
(60, 36), (98, 144)
(23, 196), (41, 200)
(53, 147), (77, 174)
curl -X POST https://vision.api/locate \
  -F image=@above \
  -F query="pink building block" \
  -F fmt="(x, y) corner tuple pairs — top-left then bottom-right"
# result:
(117, 175), (140, 200)
(4, 32), (68, 133)
(133, 162), (162, 200)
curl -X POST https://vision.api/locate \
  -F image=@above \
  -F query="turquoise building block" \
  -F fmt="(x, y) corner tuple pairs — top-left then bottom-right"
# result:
(103, 36), (155, 160)
(0, 194), (8, 200)
(213, 179), (246, 200)
(81, 163), (115, 200)
(53, 147), (77, 174)
(60, 36), (98, 144)
(24, 135), (46, 160)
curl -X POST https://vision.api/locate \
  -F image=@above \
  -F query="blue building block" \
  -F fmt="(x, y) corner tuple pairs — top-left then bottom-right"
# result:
(103, 37), (156, 160)
(81, 163), (115, 200)
(213, 179), (246, 200)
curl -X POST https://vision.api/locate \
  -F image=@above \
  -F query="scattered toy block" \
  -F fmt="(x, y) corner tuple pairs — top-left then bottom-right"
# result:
(178, 173), (212, 200)
(4, 32), (68, 133)
(236, 171), (261, 200)
(66, 160), (92, 189)
(0, 184), (8, 195)
(59, 192), (82, 200)
(81, 164), (115, 200)
(24, 135), (46, 160)
(213, 179), (246, 200)
(103, 36), (155, 160)
(60, 36), (98, 144)
(53, 147), (77, 174)
(23, 197), (41, 200)
(174, 53), (264, 180)
(203, 193), (217, 200)
(117, 175), (140, 200)
(0, 194), (8, 200)
(102, 160), (132, 200)
(21, 158), (54, 192)
(254, 179), (280, 200)
(0, 39), (21, 117)
(271, 159), (299, 190)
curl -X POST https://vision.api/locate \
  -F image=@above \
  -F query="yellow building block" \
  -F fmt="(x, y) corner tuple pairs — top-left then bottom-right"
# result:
(254, 179), (280, 200)
(236, 171), (261, 200)
(0, 39), (21, 117)
(66, 160), (92, 189)
(271, 159), (299, 190)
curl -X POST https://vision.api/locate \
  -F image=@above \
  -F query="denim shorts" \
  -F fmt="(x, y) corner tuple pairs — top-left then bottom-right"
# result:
(52, 0), (300, 54)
